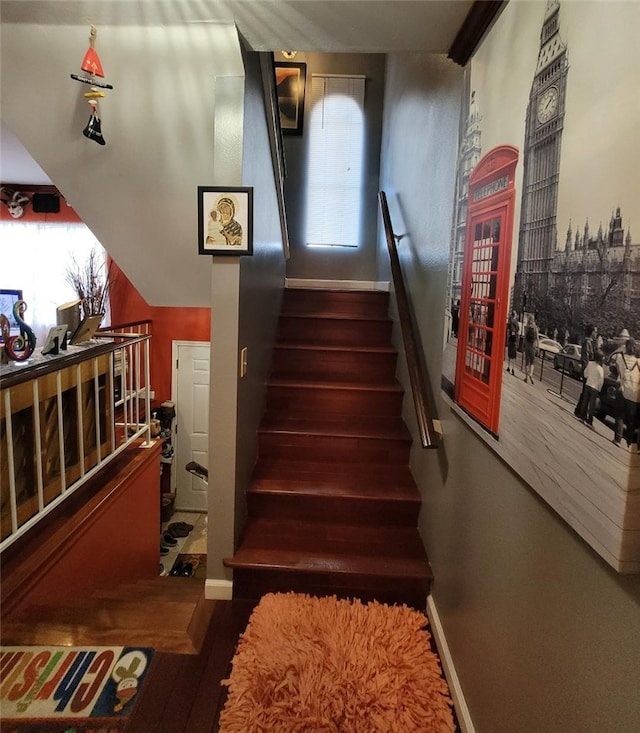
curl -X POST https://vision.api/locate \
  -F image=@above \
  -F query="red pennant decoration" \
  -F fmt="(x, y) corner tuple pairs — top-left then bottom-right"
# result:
(81, 47), (104, 77)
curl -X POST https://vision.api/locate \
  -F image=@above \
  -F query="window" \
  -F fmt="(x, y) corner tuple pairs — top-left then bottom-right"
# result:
(0, 221), (107, 343)
(305, 74), (365, 248)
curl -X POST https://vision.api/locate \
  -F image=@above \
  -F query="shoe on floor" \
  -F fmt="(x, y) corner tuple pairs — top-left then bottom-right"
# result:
(167, 521), (194, 537)
(162, 532), (178, 546)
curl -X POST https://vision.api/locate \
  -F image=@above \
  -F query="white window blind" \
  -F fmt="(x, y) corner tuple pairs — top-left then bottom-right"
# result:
(305, 74), (365, 248)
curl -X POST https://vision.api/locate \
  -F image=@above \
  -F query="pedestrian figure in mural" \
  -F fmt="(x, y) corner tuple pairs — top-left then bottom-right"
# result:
(574, 324), (596, 421)
(582, 351), (605, 429)
(522, 314), (538, 384)
(506, 310), (519, 376)
(612, 338), (640, 452)
(451, 300), (460, 338)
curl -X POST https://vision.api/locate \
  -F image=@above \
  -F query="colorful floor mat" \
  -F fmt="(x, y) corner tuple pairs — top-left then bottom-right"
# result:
(0, 646), (154, 732)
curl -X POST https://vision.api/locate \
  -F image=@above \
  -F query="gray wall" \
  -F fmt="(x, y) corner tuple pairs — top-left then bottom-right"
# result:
(206, 51), (287, 580)
(279, 52), (385, 282)
(235, 49), (287, 544)
(0, 18), (244, 308)
(379, 52), (640, 733)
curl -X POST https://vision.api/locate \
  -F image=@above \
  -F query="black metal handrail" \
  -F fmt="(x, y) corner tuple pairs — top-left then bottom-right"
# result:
(378, 190), (439, 448)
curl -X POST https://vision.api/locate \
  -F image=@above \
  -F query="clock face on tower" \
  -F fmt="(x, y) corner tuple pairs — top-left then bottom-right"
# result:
(537, 86), (559, 123)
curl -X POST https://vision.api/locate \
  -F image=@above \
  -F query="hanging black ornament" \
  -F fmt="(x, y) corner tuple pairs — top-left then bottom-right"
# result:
(83, 110), (106, 145)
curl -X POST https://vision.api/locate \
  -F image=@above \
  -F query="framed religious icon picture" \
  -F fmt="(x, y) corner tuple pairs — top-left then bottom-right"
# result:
(197, 186), (254, 256)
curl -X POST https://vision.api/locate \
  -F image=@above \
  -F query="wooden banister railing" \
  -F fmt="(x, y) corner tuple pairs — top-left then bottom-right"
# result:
(259, 51), (290, 260)
(378, 191), (440, 448)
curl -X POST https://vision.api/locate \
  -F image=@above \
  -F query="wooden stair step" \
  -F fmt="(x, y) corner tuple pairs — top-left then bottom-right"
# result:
(282, 288), (390, 318)
(259, 413), (411, 440)
(224, 519), (431, 607)
(226, 518), (429, 565)
(2, 577), (214, 655)
(252, 457), (417, 483)
(258, 413), (411, 464)
(11, 598), (197, 630)
(271, 343), (397, 381)
(249, 475), (419, 499)
(0, 620), (201, 655)
(267, 378), (403, 391)
(277, 314), (393, 347)
(91, 577), (203, 601)
(247, 477), (420, 526)
(266, 379), (404, 416)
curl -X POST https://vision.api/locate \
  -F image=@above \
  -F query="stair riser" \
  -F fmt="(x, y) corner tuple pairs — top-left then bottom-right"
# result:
(283, 289), (390, 317)
(253, 460), (416, 484)
(266, 386), (404, 416)
(277, 317), (392, 346)
(247, 492), (419, 526)
(271, 348), (397, 381)
(231, 568), (429, 609)
(258, 433), (410, 464)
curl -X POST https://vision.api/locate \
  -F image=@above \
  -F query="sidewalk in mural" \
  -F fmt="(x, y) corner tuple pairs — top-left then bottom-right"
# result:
(0, 646), (153, 732)
(441, 337), (639, 569)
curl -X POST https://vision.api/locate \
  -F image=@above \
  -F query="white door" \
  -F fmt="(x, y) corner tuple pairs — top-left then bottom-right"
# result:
(173, 342), (210, 511)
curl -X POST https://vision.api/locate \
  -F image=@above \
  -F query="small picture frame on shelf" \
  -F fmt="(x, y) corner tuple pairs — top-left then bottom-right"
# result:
(42, 324), (69, 355)
(69, 314), (104, 345)
(197, 186), (253, 256)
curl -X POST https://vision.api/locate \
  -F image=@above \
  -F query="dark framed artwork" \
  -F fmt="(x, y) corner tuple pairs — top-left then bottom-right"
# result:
(274, 62), (306, 135)
(197, 187), (253, 256)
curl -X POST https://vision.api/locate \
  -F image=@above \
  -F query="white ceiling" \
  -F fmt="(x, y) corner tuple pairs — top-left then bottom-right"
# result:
(0, 0), (477, 185)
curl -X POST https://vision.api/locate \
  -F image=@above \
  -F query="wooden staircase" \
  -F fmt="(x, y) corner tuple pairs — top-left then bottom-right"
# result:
(224, 287), (432, 609)
(1, 577), (214, 655)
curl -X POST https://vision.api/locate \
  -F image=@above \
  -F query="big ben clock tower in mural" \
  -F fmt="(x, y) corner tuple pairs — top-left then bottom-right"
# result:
(515, 0), (568, 297)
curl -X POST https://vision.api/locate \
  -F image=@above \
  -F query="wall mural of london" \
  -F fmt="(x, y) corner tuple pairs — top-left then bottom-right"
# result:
(441, 0), (640, 573)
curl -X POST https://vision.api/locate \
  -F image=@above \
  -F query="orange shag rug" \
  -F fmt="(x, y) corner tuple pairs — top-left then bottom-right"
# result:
(219, 593), (455, 732)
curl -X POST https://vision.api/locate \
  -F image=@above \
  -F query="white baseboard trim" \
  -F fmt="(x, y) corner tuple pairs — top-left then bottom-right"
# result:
(204, 578), (233, 600)
(285, 278), (390, 291)
(427, 595), (475, 733)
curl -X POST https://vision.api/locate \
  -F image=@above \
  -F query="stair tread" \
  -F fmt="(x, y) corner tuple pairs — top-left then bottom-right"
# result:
(268, 377), (402, 391)
(12, 599), (197, 627)
(252, 457), (416, 482)
(259, 414), (411, 440)
(0, 621), (198, 654)
(275, 341), (396, 354)
(280, 312), (391, 322)
(92, 577), (203, 599)
(228, 518), (428, 565)
(248, 476), (419, 500)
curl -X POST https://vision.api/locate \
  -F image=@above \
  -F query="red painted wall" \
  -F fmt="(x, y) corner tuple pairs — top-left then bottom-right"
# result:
(2, 443), (163, 616)
(109, 262), (210, 402)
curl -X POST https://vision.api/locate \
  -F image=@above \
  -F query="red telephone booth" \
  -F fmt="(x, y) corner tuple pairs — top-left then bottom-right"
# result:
(454, 145), (518, 435)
